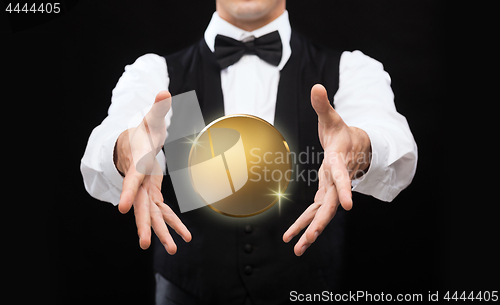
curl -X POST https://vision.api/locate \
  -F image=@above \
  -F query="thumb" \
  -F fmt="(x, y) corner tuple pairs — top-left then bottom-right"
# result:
(134, 90), (171, 172)
(311, 84), (342, 129)
(145, 90), (172, 128)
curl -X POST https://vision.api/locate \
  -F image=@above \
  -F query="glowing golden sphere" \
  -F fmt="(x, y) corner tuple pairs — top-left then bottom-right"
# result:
(188, 114), (291, 217)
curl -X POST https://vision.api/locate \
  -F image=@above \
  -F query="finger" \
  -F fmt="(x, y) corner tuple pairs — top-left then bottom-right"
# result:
(118, 166), (146, 214)
(283, 203), (320, 243)
(134, 186), (151, 250)
(304, 186), (339, 244)
(329, 162), (353, 211)
(145, 90), (172, 129)
(311, 84), (344, 130)
(137, 91), (171, 167)
(158, 203), (192, 243)
(317, 164), (324, 190)
(314, 179), (326, 203)
(294, 201), (337, 257)
(293, 231), (312, 257)
(145, 175), (191, 243)
(150, 203), (177, 255)
(323, 155), (353, 211)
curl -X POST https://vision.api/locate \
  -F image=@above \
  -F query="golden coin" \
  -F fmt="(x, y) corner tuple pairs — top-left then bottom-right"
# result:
(188, 114), (291, 217)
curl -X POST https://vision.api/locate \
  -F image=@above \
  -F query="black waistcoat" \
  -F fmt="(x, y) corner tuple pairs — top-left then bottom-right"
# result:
(155, 32), (346, 305)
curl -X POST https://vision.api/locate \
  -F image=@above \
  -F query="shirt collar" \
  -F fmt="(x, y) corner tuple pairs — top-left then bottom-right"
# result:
(204, 10), (292, 70)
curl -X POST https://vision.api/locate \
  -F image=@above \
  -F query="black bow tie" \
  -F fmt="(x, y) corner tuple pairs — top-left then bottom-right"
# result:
(214, 30), (282, 70)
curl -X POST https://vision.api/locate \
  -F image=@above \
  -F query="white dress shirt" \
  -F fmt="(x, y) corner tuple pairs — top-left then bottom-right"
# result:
(80, 10), (417, 206)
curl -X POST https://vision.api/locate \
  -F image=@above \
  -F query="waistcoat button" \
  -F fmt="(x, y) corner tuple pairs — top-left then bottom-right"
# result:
(244, 244), (253, 253)
(244, 265), (253, 275)
(244, 225), (253, 234)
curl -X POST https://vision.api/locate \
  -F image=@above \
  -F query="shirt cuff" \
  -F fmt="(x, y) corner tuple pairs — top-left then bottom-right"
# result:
(351, 127), (400, 202)
(100, 131), (124, 202)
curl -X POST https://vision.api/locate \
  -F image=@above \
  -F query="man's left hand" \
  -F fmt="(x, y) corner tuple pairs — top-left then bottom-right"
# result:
(283, 84), (372, 256)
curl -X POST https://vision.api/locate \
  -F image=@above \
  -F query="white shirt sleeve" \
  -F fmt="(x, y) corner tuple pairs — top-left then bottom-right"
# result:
(80, 53), (170, 205)
(334, 50), (418, 202)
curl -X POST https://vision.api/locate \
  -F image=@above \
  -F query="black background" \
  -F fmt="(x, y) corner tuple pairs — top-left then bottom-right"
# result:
(4, 0), (496, 304)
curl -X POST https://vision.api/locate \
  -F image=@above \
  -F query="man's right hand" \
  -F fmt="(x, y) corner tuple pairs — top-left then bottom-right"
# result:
(114, 90), (192, 253)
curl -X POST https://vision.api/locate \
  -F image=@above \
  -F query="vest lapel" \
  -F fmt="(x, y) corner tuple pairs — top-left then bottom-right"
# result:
(274, 32), (301, 153)
(198, 39), (225, 125)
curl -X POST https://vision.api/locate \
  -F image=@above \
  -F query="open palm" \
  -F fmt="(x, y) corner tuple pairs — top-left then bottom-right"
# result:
(283, 84), (372, 256)
(115, 91), (191, 253)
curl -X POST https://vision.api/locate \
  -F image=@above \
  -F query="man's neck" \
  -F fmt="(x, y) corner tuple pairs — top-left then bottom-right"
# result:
(216, 6), (285, 32)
